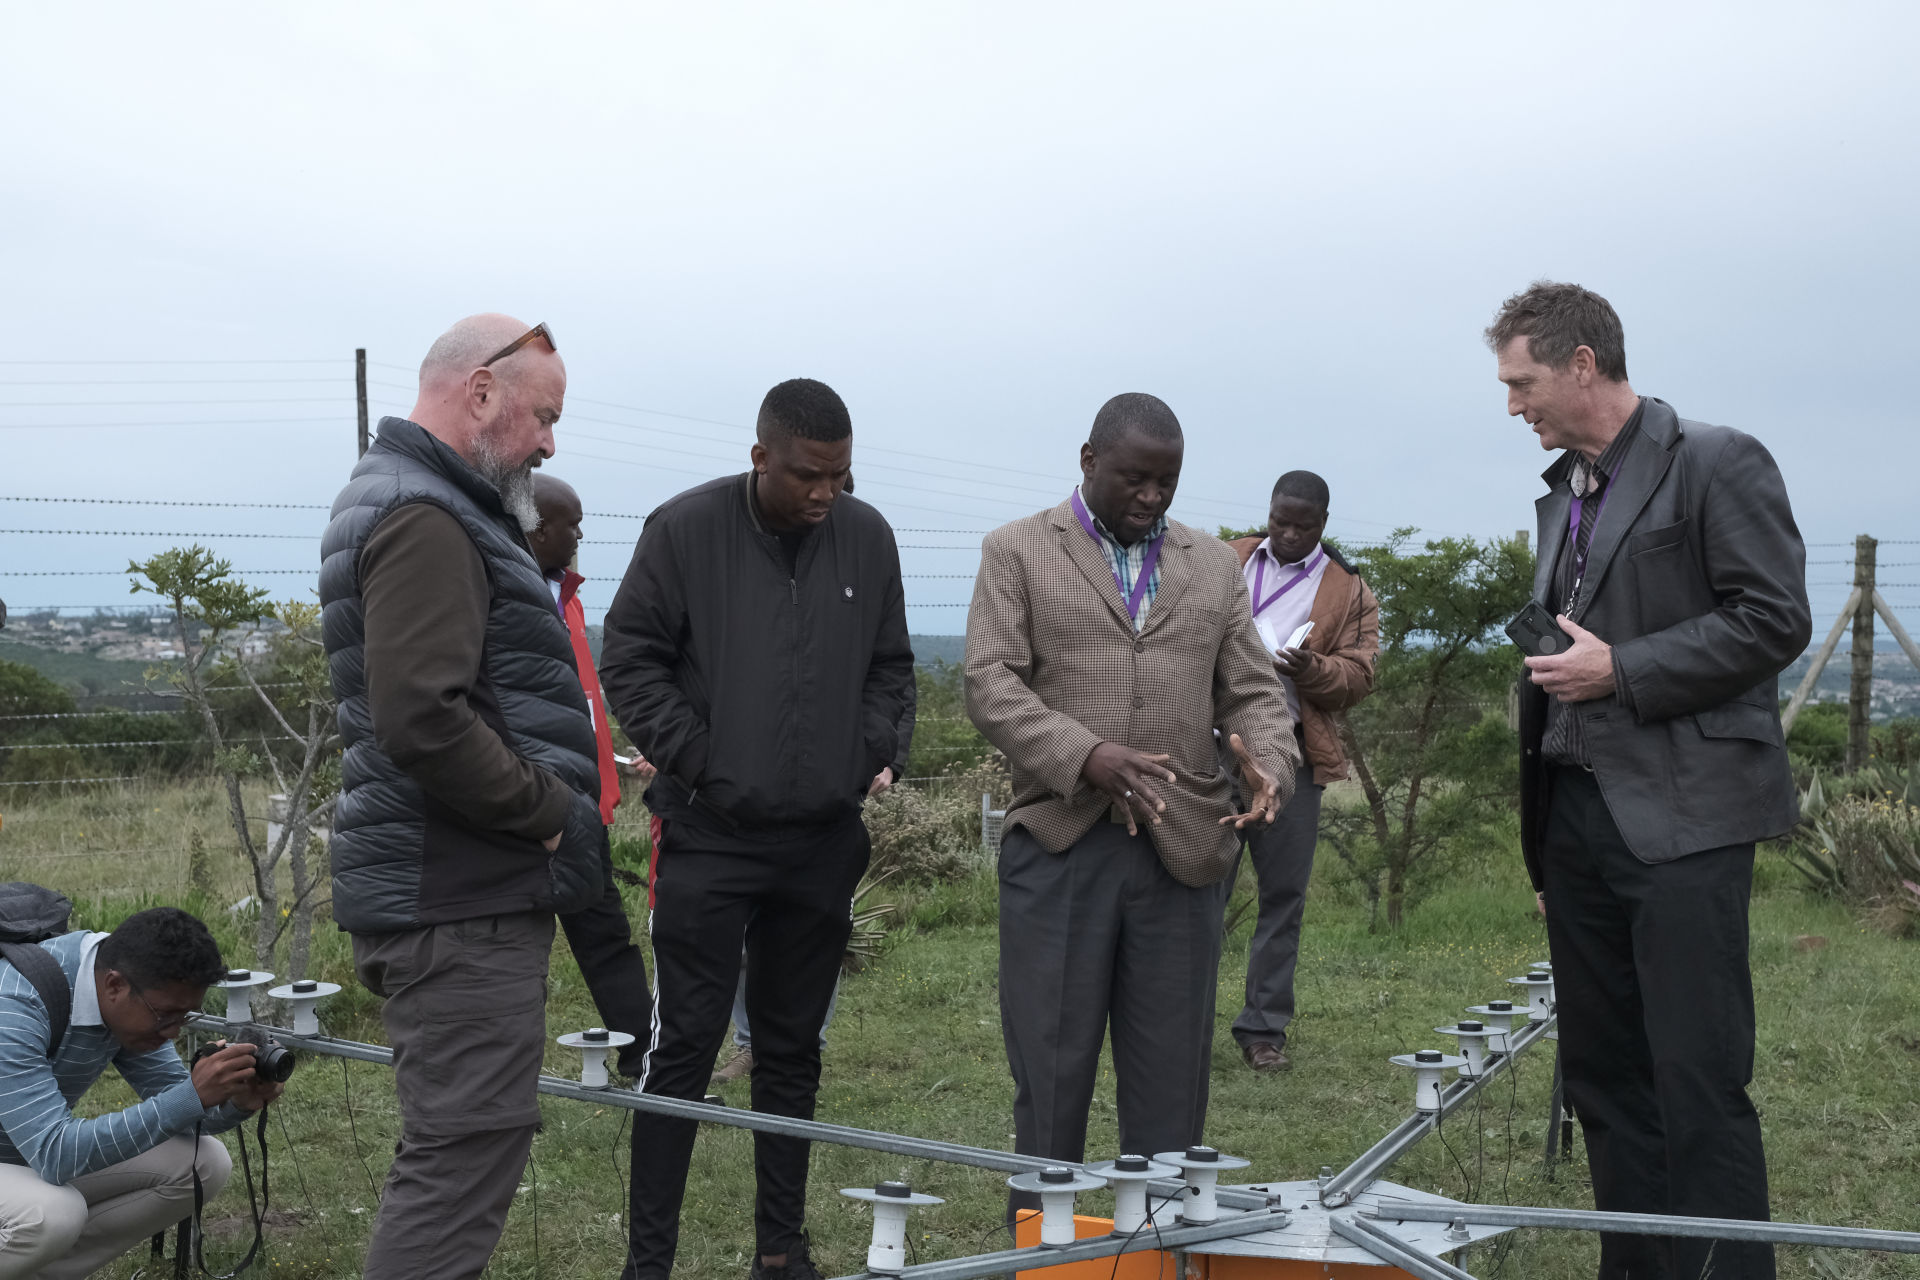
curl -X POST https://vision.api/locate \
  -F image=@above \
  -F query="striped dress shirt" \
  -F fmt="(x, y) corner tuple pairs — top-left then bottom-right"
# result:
(0, 932), (245, 1184)
(1542, 402), (1642, 766)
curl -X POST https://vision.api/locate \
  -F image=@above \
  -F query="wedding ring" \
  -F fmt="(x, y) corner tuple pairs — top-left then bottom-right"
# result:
(1123, 789), (1133, 799)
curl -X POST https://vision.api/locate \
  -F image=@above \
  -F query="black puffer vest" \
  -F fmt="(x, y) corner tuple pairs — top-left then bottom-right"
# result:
(320, 418), (602, 933)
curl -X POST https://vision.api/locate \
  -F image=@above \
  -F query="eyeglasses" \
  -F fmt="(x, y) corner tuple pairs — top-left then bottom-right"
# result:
(481, 321), (558, 368)
(130, 985), (192, 1031)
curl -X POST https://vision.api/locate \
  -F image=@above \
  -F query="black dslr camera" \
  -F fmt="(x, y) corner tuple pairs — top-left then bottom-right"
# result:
(193, 1025), (296, 1083)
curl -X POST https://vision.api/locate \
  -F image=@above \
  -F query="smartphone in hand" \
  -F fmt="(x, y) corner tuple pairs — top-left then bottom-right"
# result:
(1505, 601), (1572, 657)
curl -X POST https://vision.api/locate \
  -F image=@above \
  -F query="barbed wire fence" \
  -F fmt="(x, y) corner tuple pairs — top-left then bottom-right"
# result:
(6, 356), (1918, 870)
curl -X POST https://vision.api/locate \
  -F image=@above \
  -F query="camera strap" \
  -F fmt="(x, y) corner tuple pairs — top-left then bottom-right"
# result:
(172, 1109), (270, 1278)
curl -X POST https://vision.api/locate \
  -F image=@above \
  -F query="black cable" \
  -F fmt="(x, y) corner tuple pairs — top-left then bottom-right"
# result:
(1488, 1053), (1523, 1277)
(1433, 1105), (1475, 1202)
(274, 1103), (332, 1251)
(969, 1214), (1018, 1257)
(612, 1109), (631, 1235)
(337, 1056), (383, 1204)
(1106, 1189), (1184, 1280)
(1473, 1084), (1487, 1205)
(527, 1144), (542, 1280)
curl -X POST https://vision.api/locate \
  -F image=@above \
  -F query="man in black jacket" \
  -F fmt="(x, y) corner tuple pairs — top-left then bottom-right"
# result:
(599, 378), (913, 1280)
(1492, 282), (1811, 1280)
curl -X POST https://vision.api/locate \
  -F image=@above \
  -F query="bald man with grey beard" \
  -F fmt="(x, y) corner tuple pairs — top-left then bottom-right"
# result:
(320, 315), (609, 1280)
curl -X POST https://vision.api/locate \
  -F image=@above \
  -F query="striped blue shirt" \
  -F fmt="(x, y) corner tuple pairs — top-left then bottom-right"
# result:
(1078, 488), (1168, 634)
(0, 932), (244, 1184)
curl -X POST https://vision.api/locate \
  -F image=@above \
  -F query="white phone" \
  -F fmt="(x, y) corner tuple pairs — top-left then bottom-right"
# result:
(1284, 621), (1315, 651)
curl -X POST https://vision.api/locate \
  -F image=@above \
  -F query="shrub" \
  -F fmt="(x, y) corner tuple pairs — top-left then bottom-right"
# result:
(866, 756), (1009, 884)
(1780, 764), (1920, 935)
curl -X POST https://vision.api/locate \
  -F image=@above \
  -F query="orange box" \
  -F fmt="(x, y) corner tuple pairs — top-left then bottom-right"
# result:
(1011, 1211), (1416, 1280)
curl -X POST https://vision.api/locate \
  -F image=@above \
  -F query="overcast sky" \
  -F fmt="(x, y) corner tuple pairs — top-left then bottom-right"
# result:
(3, 2), (1915, 634)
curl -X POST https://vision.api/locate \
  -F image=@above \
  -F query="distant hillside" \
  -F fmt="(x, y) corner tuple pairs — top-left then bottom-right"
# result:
(0, 637), (156, 700)
(1780, 646), (1920, 721)
(581, 628), (966, 669)
(910, 634), (965, 667)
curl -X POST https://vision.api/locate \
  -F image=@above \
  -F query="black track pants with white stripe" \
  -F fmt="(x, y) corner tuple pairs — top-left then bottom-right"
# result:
(621, 815), (868, 1280)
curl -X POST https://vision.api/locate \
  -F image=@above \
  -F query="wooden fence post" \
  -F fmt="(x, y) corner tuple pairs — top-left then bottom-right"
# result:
(1847, 535), (1877, 771)
(355, 348), (370, 458)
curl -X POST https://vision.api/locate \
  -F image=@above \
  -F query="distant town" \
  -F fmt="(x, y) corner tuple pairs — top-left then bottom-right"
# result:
(3, 605), (1916, 719)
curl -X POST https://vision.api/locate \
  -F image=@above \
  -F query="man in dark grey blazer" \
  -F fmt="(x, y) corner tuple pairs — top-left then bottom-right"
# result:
(1491, 282), (1811, 1280)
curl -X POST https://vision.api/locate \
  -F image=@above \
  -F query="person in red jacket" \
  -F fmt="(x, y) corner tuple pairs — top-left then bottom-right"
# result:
(530, 474), (652, 1079)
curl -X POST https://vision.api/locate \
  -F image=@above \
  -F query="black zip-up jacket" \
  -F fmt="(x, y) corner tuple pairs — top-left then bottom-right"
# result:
(598, 472), (914, 839)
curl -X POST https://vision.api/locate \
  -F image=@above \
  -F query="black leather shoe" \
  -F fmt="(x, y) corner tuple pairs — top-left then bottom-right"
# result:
(750, 1233), (821, 1280)
(1243, 1041), (1291, 1072)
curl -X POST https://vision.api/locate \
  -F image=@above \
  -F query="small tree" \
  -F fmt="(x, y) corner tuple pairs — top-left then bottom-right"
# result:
(131, 546), (339, 975)
(1321, 531), (1532, 929)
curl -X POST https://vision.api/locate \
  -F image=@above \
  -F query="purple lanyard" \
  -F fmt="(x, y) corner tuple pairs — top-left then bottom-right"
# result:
(1565, 480), (1613, 609)
(1252, 546), (1324, 618)
(1070, 490), (1165, 623)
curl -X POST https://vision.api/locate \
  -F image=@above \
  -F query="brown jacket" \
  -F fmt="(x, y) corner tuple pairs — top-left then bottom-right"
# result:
(1227, 537), (1380, 782)
(965, 501), (1299, 886)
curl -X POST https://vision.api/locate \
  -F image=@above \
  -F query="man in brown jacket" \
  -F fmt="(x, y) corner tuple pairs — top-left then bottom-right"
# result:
(1225, 470), (1380, 1071)
(965, 393), (1296, 1192)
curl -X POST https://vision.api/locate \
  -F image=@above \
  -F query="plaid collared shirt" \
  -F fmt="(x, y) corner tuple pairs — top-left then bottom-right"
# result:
(1079, 490), (1168, 633)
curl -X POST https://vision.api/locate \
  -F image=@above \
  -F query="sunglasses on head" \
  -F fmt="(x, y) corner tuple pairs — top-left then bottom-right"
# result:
(482, 322), (558, 368)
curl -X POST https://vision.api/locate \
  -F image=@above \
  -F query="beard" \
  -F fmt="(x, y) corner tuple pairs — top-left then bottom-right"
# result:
(472, 426), (541, 534)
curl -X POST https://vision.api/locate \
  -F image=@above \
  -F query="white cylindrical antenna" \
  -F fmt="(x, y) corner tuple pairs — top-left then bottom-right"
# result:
(215, 969), (273, 1025)
(1152, 1146), (1251, 1224)
(1390, 1049), (1467, 1112)
(840, 1181), (944, 1274)
(556, 1027), (637, 1088)
(1086, 1154), (1178, 1235)
(1006, 1166), (1105, 1247)
(1466, 1000), (1521, 1053)
(1507, 971), (1555, 1021)
(1530, 962), (1559, 1038)
(266, 978), (341, 1036)
(1435, 1020), (1498, 1078)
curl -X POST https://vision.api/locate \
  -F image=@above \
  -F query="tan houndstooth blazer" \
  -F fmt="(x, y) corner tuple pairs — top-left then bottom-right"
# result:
(964, 499), (1299, 886)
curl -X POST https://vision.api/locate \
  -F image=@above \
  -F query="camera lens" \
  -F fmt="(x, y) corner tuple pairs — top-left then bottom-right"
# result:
(254, 1042), (296, 1083)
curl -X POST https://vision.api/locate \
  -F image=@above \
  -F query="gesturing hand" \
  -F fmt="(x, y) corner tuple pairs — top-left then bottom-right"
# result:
(1524, 615), (1615, 703)
(1221, 733), (1281, 829)
(1081, 742), (1177, 837)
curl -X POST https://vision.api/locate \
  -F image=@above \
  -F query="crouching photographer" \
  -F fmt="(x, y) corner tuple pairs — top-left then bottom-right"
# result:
(0, 905), (284, 1278)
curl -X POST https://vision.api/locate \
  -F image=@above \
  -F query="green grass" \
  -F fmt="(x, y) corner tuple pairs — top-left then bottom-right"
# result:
(1, 780), (1917, 1278)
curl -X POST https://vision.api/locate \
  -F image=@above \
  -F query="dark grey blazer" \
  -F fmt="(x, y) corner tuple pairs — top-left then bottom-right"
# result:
(1518, 397), (1812, 887)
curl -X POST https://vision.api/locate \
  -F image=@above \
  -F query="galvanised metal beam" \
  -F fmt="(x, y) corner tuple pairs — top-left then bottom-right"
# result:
(823, 1209), (1296, 1280)
(1370, 1201), (1920, 1255)
(1328, 1214), (1481, 1280)
(1320, 1015), (1556, 1208)
(186, 1014), (1271, 1208)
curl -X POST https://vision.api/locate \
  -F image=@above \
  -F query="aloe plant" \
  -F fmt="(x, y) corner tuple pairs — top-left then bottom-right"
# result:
(842, 867), (901, 973)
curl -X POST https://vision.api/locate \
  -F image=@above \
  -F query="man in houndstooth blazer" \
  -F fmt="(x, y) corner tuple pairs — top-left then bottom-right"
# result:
(965, 393), (1298, 1194)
